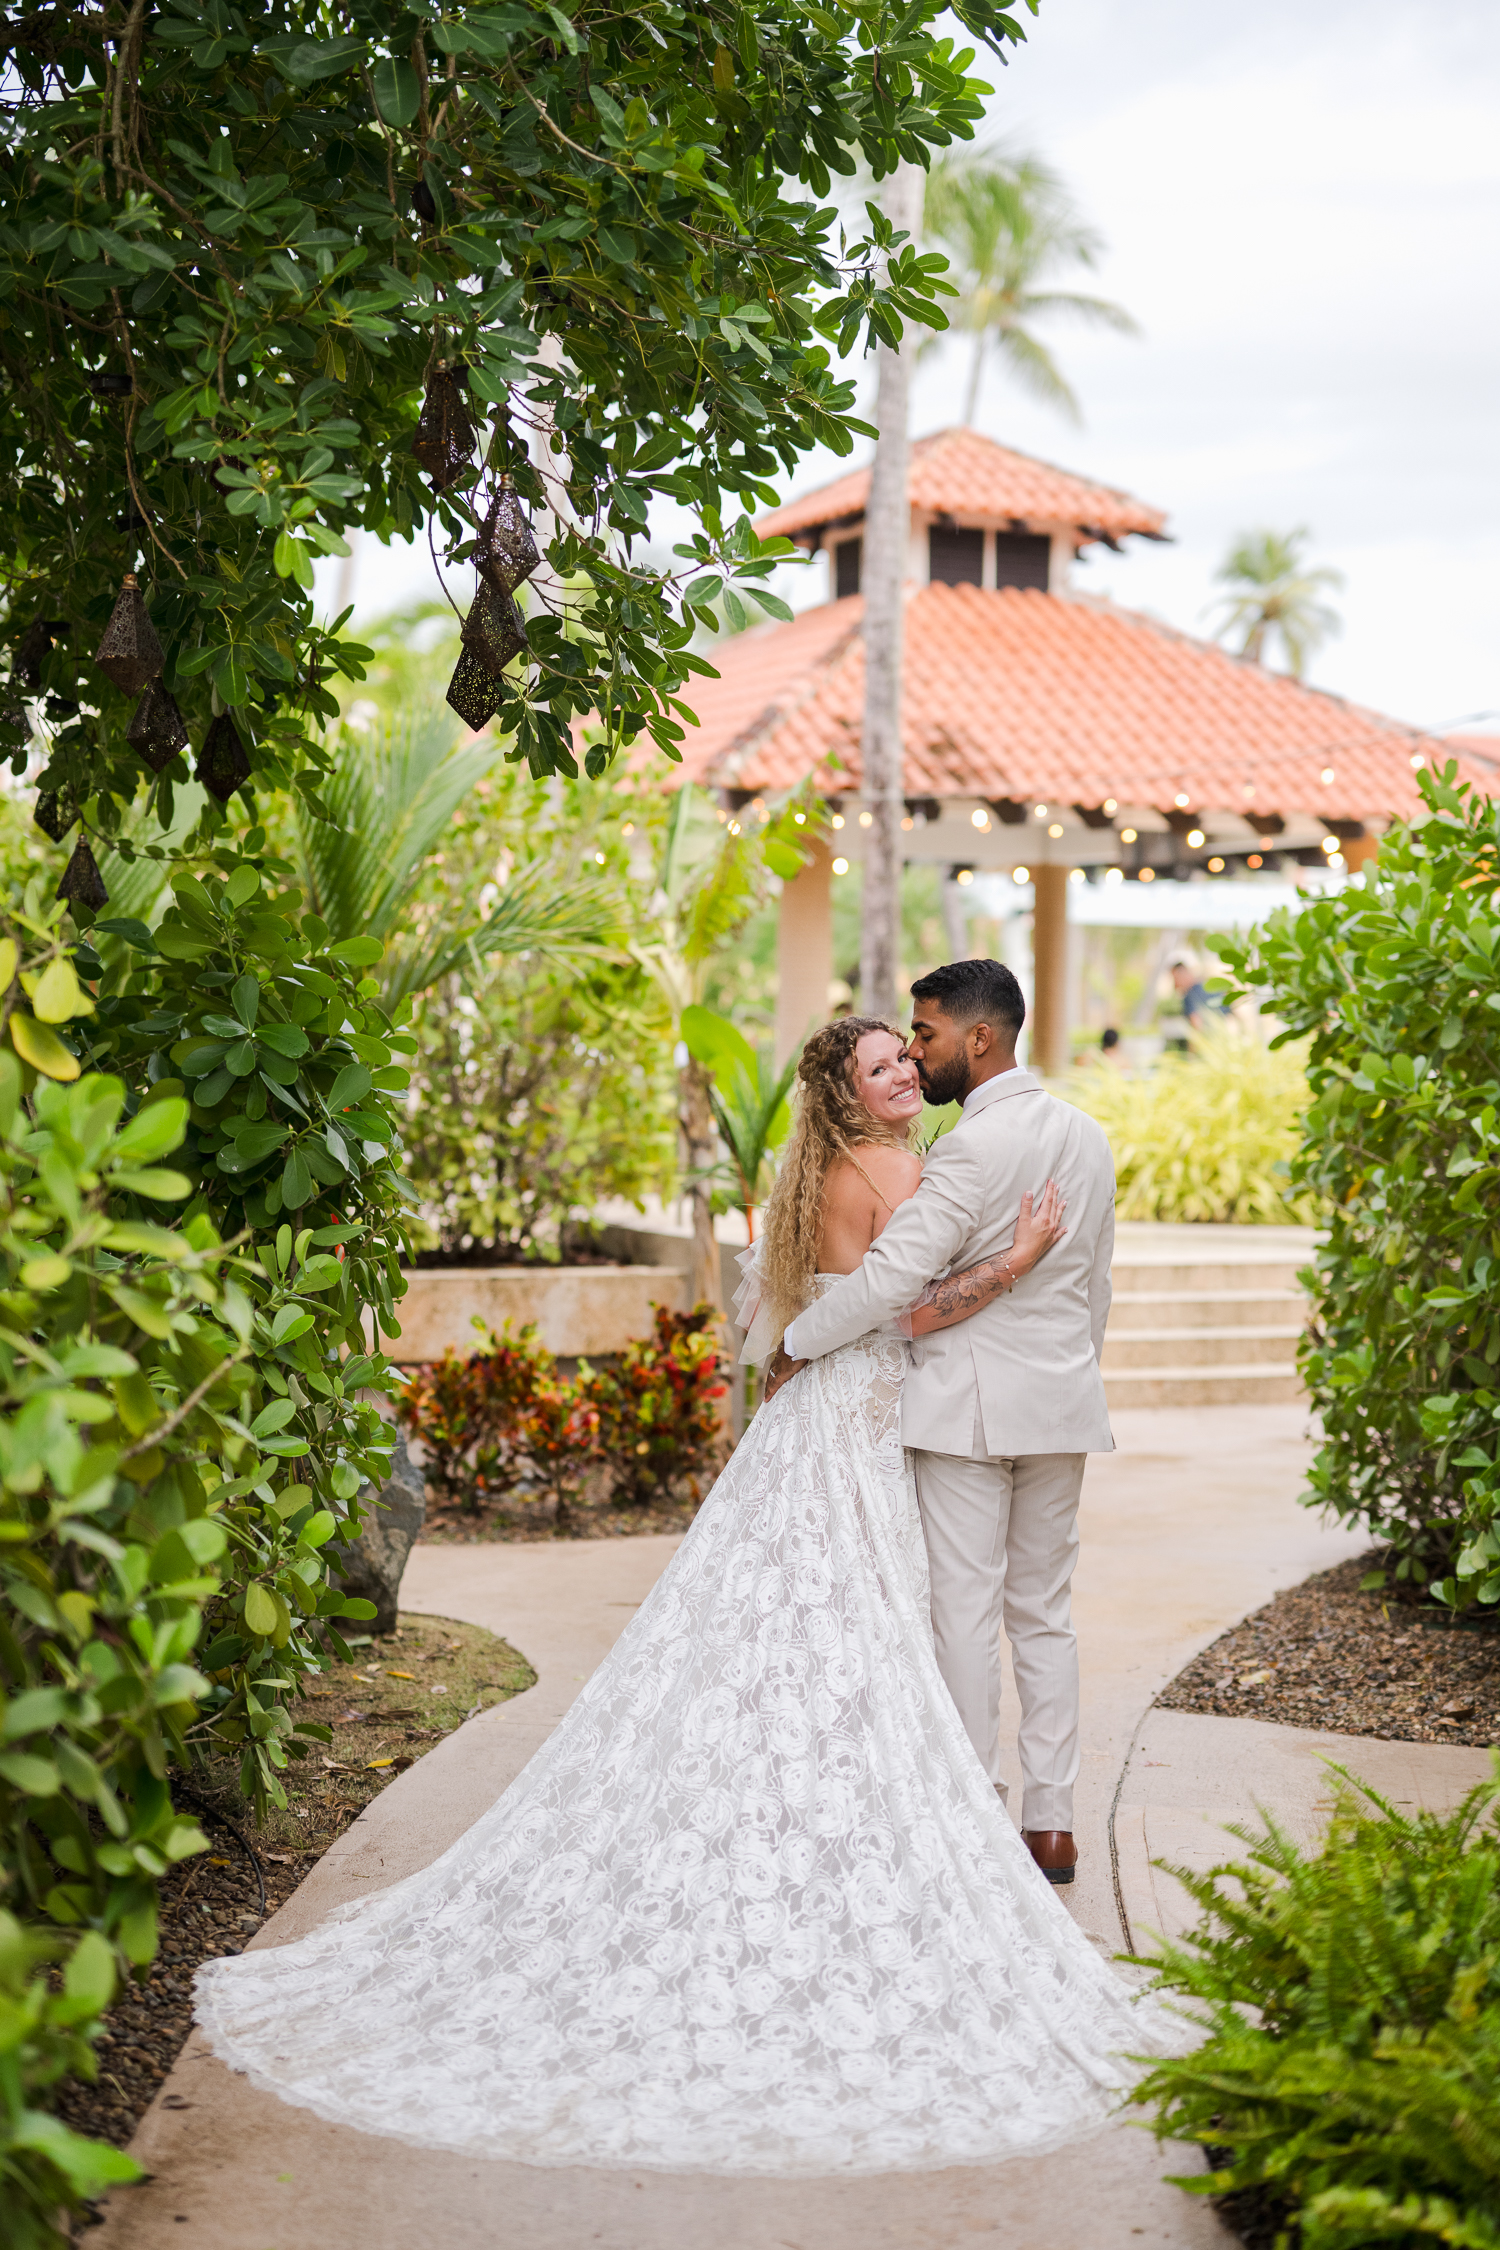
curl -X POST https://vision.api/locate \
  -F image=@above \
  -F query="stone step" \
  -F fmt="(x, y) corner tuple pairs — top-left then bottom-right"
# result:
(1111, 1258), (1307, 1296)
(1104, 1363), (1305, 1409)
(1109, 1288), (1308, 1333)
(1101, 1323), (1304, 1370)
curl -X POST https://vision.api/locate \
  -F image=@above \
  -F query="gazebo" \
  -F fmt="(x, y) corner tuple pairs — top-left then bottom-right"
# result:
(670, 429), (1480, 1072)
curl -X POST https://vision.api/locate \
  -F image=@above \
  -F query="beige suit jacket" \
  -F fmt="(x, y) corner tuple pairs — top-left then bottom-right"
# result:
(782, 1068), (1115, 1457)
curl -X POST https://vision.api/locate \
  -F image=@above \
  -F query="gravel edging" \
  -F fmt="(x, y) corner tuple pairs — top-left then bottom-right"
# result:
(1158, 1549), (1500, 1748)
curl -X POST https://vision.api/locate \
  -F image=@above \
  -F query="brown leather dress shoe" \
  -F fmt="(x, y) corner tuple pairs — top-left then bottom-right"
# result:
(1023, 1829), (1078, 1885)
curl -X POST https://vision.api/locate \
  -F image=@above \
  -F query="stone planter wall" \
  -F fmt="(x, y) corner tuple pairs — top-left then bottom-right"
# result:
(379, 1264), (687, 1365)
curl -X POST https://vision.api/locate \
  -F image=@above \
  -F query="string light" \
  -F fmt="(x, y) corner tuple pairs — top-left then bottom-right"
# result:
(1120, 827), (1138, 843)
(1103, 798), (1118, 815)
(858, 810), (873, 828)
(971, 808), (989, 829)
(1247, 853), (1263, 868)
(1174, 792), (1190, 809)
(1187, 829), (1205, 848)
(1207, 856), (1225, 873)
(1048, 822), (1064, 838)
(832, 856), (849, 875)
(956, 868), (975, 886)
(1138, 867), (1156, 883)
(831, 813), (845, 830)
(1012, 865), (1030, 884)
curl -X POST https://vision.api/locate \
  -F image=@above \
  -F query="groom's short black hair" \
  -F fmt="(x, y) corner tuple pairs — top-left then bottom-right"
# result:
(910, 958), (1026, 1040)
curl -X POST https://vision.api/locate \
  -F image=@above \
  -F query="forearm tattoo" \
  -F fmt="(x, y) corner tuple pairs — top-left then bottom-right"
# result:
(911, 1252), (1013, 1323)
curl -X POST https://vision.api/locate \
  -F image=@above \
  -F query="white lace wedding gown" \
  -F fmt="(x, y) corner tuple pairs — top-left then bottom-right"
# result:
(195, 1279), (1178, 2174)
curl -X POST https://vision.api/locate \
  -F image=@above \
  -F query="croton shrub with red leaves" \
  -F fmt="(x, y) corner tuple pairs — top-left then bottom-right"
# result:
(399, 1305), (726, 1521)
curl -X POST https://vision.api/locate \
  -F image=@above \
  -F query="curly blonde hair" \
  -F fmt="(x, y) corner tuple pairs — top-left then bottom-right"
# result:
(756, 1015), (916, 1346)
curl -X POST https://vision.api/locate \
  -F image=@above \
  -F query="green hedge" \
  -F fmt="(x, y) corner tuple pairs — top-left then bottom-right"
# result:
(0, 867), (408, 2244)
(1214, 766), (1500, 1604)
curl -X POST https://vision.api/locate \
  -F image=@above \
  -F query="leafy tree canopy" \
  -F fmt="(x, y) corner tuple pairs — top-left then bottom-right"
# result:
(0, 0), (1033, 891)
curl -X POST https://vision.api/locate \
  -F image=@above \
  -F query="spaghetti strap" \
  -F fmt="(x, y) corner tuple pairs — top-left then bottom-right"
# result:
(847, 1152), (895, 1214)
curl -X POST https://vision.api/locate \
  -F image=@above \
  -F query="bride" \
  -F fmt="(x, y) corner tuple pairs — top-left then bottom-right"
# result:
(195, 1015), (1175, 2175)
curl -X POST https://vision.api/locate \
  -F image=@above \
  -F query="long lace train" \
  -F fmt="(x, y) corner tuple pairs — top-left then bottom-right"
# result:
(195, 1290), (1180, 2174)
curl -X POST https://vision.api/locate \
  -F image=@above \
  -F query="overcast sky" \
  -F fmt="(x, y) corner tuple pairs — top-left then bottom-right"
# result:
(341, 0), (1500, 737)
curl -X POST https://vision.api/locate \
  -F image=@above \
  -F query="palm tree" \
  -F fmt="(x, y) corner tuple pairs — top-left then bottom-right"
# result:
(923, 143), (1138, 424)
(293, 710), (622, 1009)
(1208, 529), (1344, 677)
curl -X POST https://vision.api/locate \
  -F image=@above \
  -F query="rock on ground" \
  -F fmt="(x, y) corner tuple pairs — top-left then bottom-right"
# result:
(335, 1429), (427, 1633)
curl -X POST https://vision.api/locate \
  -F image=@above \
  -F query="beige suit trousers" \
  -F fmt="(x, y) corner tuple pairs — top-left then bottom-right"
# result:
(911, 1448), (1085, 1832)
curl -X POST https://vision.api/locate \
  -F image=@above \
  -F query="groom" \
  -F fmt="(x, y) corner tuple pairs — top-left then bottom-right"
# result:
(777, 958), (1115, 1885)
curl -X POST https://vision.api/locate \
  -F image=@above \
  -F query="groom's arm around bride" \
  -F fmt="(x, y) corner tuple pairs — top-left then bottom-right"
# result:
(782, 959), (1115, 1868)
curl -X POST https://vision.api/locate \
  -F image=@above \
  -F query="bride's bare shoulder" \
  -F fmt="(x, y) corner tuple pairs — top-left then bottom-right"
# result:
(844, 1143), (923, 1208)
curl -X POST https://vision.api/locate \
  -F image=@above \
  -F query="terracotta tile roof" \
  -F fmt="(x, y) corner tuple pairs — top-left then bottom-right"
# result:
(672, 585), (1479, 822)
(757, 428), (1168, 547)
(1447, 733), (1500, 774)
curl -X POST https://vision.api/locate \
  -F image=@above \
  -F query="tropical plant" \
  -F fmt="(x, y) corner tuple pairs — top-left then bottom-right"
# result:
(923, 140), (1138, 423)
(635, 783), (824, 1307)
(289, 705), (621, 1010)
(680, 1003), (797, 1235)
(1207, 527), (1344, 677)
(397, 1320), (579, 1517)
(1066, 1021), (1319, 1225)
(578, 1305), (726, 1508)
(0, 0), (1021, 905)
(406, 954), (676, 1260)
(1130, 1768), (1500, 2250)
(1212, 765), (1500, 1609)
(1, 1916), (143, 2250)
(0, 1034), (392, 2244)
(399, 1305), (724, 1521)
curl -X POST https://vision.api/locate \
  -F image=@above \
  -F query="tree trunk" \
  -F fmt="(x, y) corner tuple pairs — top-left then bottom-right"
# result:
(858, 162), (923, 1026)
(678, 1056), (723, 1314)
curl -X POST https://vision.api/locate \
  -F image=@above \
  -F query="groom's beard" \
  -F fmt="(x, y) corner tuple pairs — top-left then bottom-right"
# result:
(916, 1052), (972, 1107)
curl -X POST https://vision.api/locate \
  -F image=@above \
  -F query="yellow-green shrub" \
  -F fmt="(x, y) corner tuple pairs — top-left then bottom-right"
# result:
(1066, 1023), (1321, 1225)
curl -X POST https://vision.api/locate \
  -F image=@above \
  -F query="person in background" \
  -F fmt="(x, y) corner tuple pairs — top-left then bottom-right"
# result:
(1170, 957), (1215, 1032)
(1100, 1026), (1123, 1065)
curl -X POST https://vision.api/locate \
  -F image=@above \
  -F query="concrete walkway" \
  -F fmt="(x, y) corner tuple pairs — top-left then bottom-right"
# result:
(100, 1405), (1397, 2250)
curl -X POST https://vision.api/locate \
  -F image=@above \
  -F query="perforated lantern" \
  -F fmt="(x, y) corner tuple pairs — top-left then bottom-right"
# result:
(95, 574), (164, 696)
(13, 617), (64, 692)
(411, 361), (477, 492)
(34, 788), (78, 842)
(461, 581), (526, 675)
(55, 837), (108, 913)
(475, 474), (540, 595)
(196, 711), (250, 802)
(445, 647), (504, 733)
(126, 677), (190, 774)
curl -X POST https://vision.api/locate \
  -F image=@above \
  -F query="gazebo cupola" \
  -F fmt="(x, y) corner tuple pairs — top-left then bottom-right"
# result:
(756, 426), (1171, 603)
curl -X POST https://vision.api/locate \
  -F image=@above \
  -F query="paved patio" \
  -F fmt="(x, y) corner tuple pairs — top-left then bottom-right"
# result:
(97, 1404), (1475, 2250)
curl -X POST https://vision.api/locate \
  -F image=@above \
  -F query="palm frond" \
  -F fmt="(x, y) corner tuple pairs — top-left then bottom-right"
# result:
(389, 855), (625, 1008)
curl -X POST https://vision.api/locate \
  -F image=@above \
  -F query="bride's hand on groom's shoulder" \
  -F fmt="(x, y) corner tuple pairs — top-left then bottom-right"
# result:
(761, 1346), (807, 1404)
(1013, 1179), (1068, 1274)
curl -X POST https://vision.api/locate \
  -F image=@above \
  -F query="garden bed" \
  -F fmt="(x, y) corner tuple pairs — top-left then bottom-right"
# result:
(52, 1613), (533, 2155)
(1159, 1549), (1500, 1747)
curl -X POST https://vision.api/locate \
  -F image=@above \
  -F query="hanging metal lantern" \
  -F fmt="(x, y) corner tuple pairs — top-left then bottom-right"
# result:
(461, 581), (526, 675)
(34, 788), (79, 842)
(196, 711), (250, 802)
(95, 573), (164, 695)
(475, 473), (540, 595)
(411, 360), (476, 491)
(56, 837), (108, 913)
(411, 176), (437, 224)
(126, 677), (190, 773)
(89, 369), (133, 399)
(13, 617), (65, 692)
(445, 647), (504, 733)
